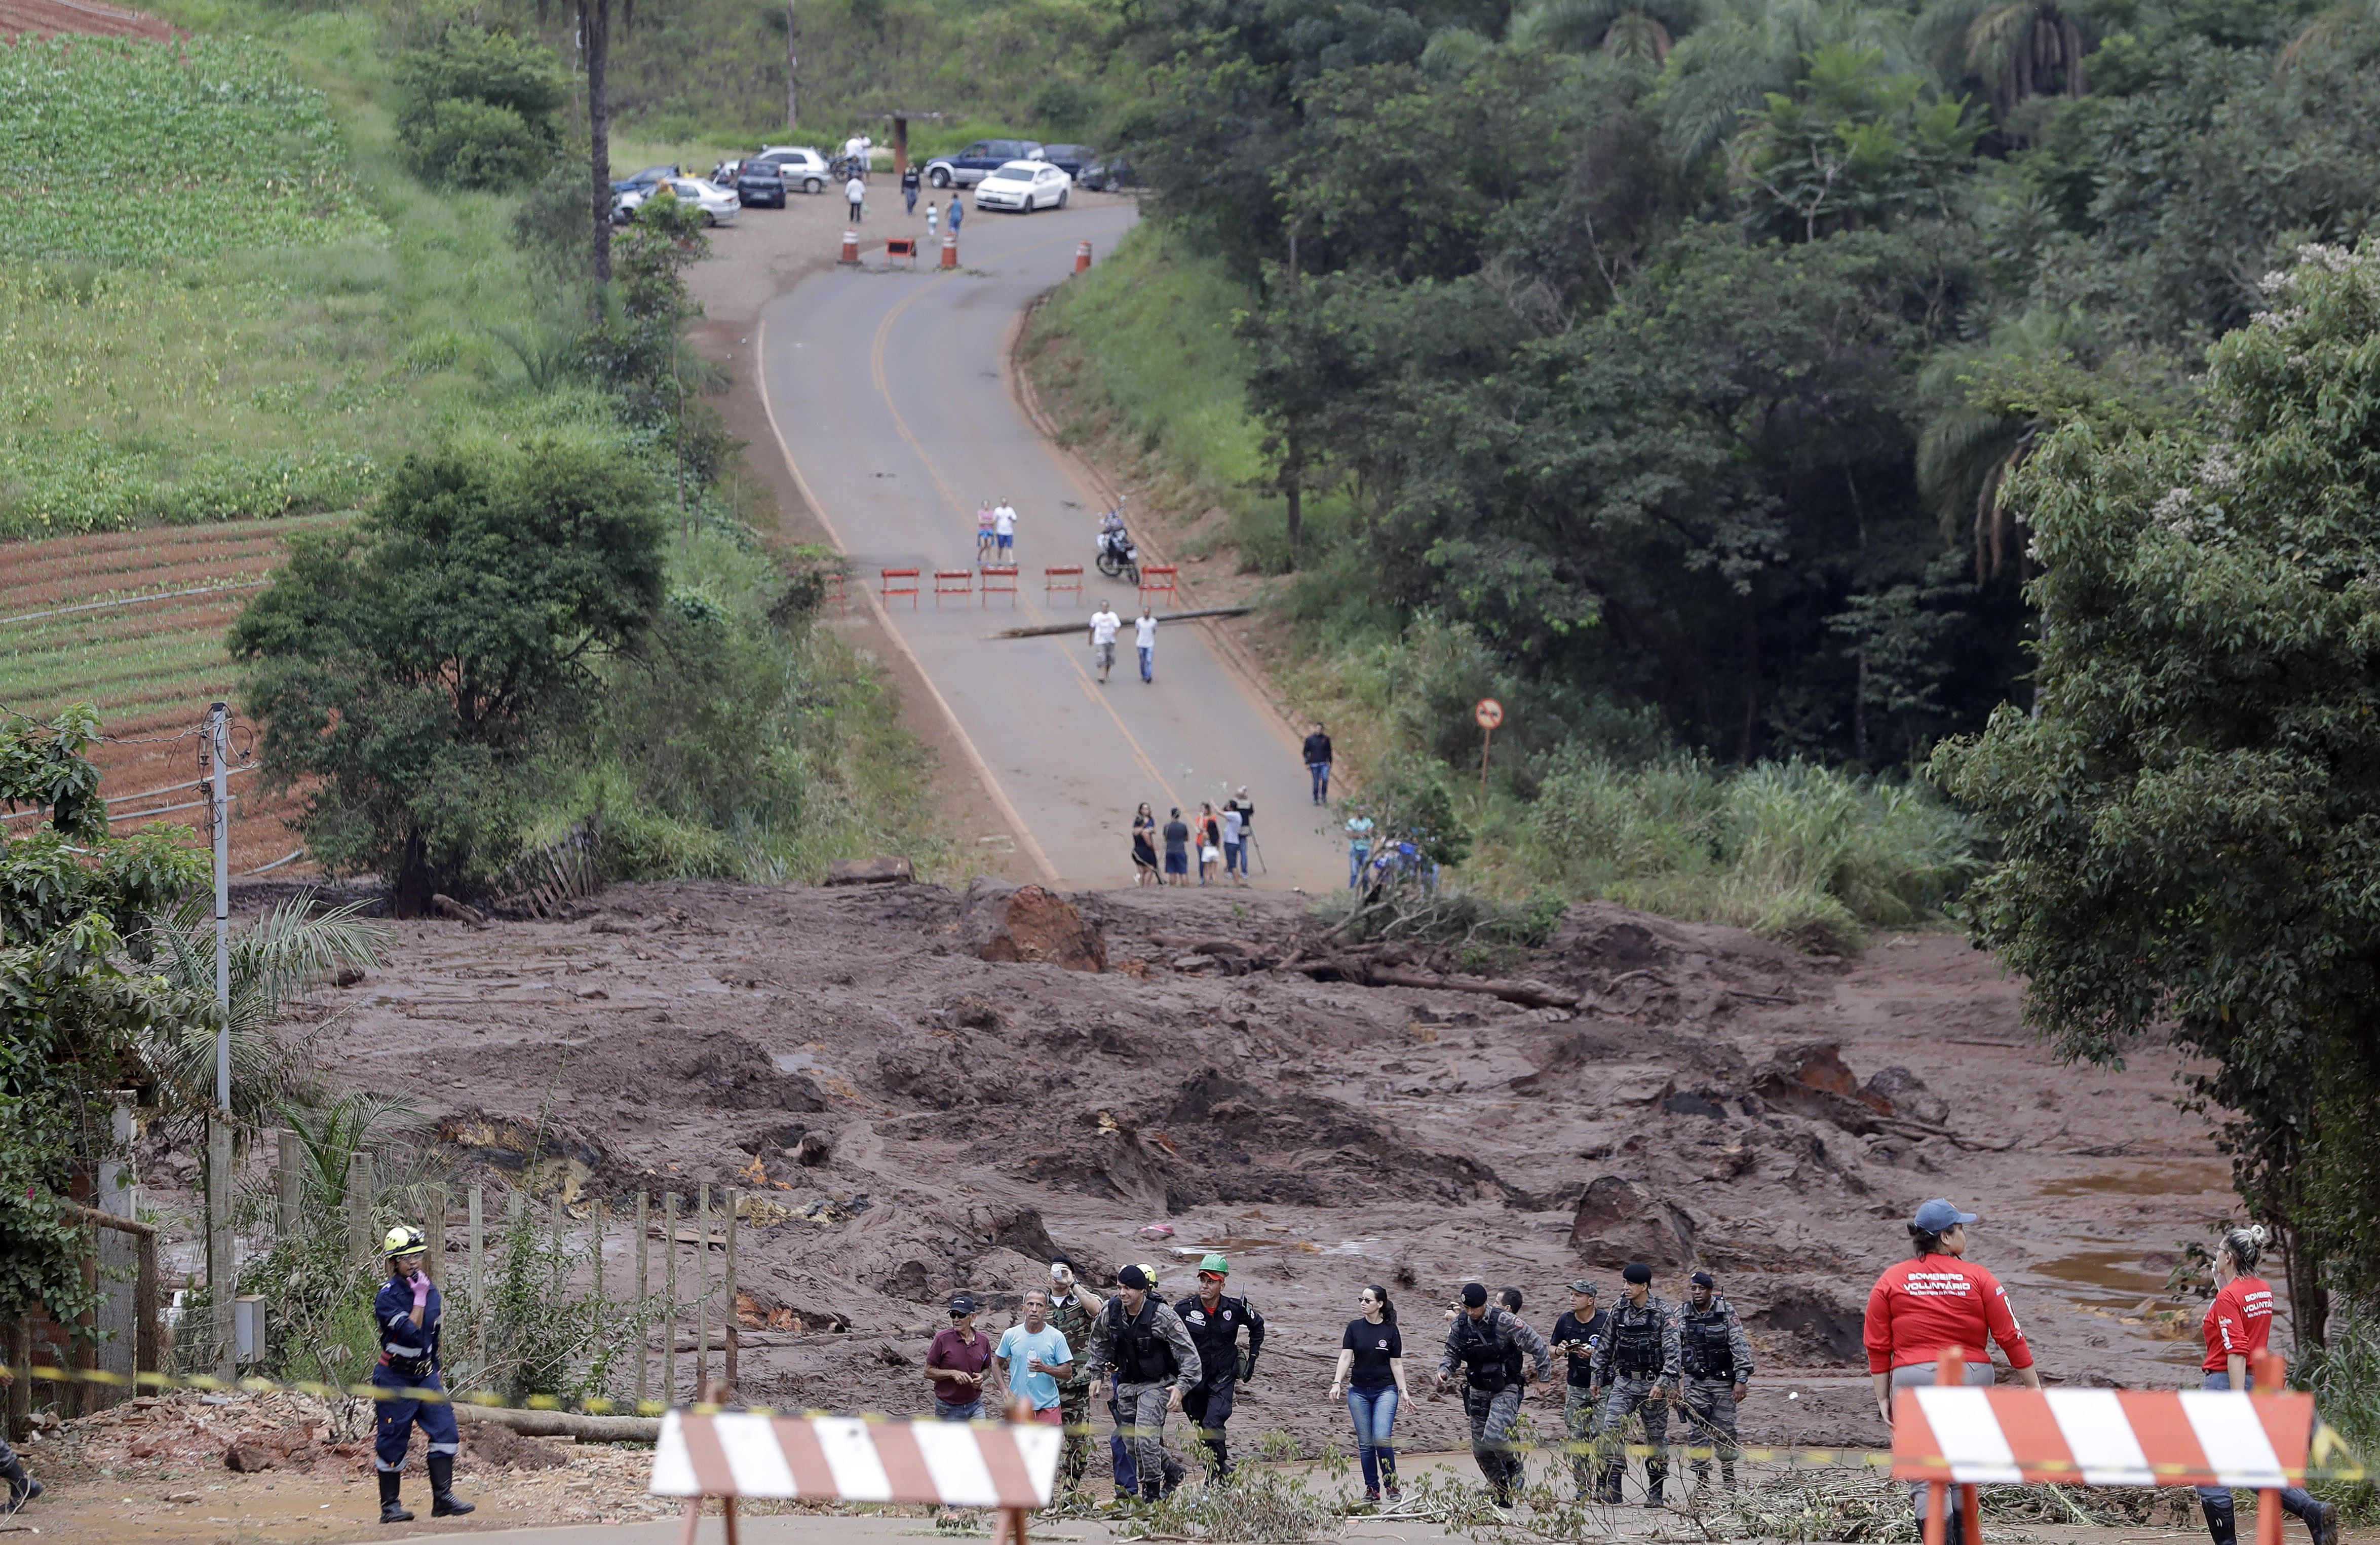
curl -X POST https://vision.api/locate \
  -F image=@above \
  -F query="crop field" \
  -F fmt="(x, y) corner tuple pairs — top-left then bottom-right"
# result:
(0, 517), (336, 870)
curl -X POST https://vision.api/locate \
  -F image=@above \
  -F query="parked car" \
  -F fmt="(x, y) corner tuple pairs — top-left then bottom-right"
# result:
(1078, 154), (1136, 192)
(610, 163), (679, 195)
(750, 145), (831, 193)
(727, 162), (786, 208)
(615, 176), (742, 225)
(1039, 143), (1100, 180)
(923, 138), (1044, 188)
(973, 159), (1072, 212)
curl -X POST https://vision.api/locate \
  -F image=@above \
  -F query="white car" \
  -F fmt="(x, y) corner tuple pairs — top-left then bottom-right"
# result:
(973, 159), (1072, 213)
(616, 176), (741, 226)
(750, 145), (832, 194)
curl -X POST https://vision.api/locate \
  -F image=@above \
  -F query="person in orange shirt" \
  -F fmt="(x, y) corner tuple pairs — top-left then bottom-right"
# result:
(2194, 1226), (2336, 1545)
(1865, 1200), (2043, 1545)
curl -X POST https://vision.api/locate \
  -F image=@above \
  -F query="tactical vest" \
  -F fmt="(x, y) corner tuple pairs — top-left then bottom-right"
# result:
(1452, 1315), (1512, 1392)
(1106, 1298), (1180, 1383)
(1611, 1303), (1664, 1376)
(1680, 1305), (1734, 1379)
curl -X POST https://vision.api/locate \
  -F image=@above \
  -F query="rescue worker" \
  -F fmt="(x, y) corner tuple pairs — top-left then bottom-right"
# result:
(1548, 1278), (1608, 1502)
(2194, 1226), (2337, 1545)
(1589, 1262), (1680, 1507)
(1675, 1270), (1753, 1493)
(0, 1429), (40, 1515)
(1175, 1253), (1265, 1481)
(1085, 1264), (1202, 1505)
(1864, 1200), (2041, 1545)
(372, 1225), (473, 1524)
(1436, 1282), (1551, 1508)
(1045, 1259), (1103, 1499)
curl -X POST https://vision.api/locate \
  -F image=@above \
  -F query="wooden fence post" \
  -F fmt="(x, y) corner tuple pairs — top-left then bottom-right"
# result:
(724, 1187), (740, 1395)
(635, 1189), (649, 1407)
(663, 1191), (679, 1406)
(277, 1130), (302, 1240)
(423, 1184), (445, 1287)
(696, 1184), (710, 1397)
(344, 1151), (373, 1265)
(468, 1184), (485, 1376)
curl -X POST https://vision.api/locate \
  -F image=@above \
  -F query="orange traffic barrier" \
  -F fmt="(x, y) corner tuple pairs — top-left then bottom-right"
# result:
(886, 237), (918, 269)
(823, 570), (847, 616)
(1139, 564), (1178, 606)
(934, 569), (974, 607)
(1073, 240), (1092, 274)
(980, 566), (1019, 609)
(942, 233), (958, 269)
(880, 568), (919, 608)
(839, 230), (859, 265)
(1044, 565), (1083, 606)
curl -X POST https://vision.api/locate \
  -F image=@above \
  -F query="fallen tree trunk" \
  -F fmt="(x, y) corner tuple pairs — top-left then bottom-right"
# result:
(987, 606), (1252, 640)
(1364, 966), (1582, 1009)
(452, 1404), (660, 1443)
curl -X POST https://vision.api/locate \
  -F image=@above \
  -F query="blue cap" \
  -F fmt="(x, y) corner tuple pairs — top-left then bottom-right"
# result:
(1913, 1199), (1978, 1232)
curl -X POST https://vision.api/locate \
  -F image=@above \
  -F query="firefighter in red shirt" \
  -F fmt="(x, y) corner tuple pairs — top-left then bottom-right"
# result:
(2194, 1226), (2336, 1545)
(1865, 1200), (2043, 1545)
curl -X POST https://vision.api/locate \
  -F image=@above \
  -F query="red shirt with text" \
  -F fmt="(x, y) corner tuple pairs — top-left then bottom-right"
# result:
(1864, 1254), (2033, 1373)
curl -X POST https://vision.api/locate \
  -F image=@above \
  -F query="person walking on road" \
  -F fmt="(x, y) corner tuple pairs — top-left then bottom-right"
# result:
(1304, 723), (1333, 804)
(1550, 1278), (1608, 1502)
(928, 1295), (995, 1419)
(1329, 1285), (1405, 1504)
(1135, 606), (1157, 683)
(1865, 1200), (2042, 1545)
(948, 193), (964, 237)
(1163, 808), (1190, 885)
(902, 162), (921, 214)
(1220, 803), (1247, 887)
(1439, 1282), (1551, 1509)
(993, 498), (1019, 562)
(1590, 1263), (1680, 1508)
(926, 201), (940, 239)
(977, 500), (996, 564)
(1086, 1264), (1203, 1505)
(2193, 1226), (2337, 1545)
(1090, 602), (1122, 683)
(371, 1226), (474, 1523)
(1175, 1253), (1265, 1481)
(1196, 802), (1220, 886)
(994, 1290), (1076, 1426)
(1346, 810), (1375, 889)
(1131, 803), (1160, 885)
(1677, 1270), (1752, 1494)
(845, 172), (866, 222)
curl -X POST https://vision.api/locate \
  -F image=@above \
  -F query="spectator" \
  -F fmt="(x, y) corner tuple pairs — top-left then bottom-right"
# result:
(1135, 605), (1158, 683)
(1163, 808), (1191, 885)
(1220, 802), (1247, 888)
(845, 172), (866, 223)
(1089, 602), (1122, 684)
(1347, 811), (1375, 889)
(948, 195), (964, 237)
(994, 1291), (1074, 1427)
(1196, 803), (1223, 886)
(1224, 787), (1253, 879)
(993, 498), (1018, 562)
(1132, 803), (1160, 886)
(928, 1295), (994, 1419)
(902, 162), (922, 215)
(1303, 723), (1333, 805)
(977, 500), (996, 564)
(927, 201), (940, 240)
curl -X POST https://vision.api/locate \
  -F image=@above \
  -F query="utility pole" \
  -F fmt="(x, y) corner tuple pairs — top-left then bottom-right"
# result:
(785, 0), (798, 128)
(205, 702), (235, 1384)
(582, 0), (612, 284)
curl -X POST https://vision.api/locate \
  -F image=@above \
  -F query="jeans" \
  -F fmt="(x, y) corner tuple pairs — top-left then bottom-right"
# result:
(905, 185), (918, 213)
(2194, 1372), (2322, 1521)
(1309, 761), (1330, 802)
(1346, 1384), (1399, 1494)
(849, 199), (863, 221)
(1350, 848), (1371, 887)
(935, 1397), (985, 1421)
(1222, 840), (1244, 876)
(1138, 644), (1154, 681)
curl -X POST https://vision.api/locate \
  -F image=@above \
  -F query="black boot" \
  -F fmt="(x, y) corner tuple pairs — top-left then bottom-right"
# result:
(2202, 1497), (2239, 1545)
(1140, 1481), (1164, 1506)
(2301, 1499), (2339, 1545)
(377, 1470), (414, 1524)
(1207, 1430), (1231, 1481)
(1645, 1474), (1665, 1509)
(1595, 1459), (1625, 1506)
(1, 1456), (41, 1510)
(428, 1454), (474, 1517)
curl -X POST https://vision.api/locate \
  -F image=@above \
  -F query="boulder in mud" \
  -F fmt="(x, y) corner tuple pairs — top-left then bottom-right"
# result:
(1753, 1041), (1890, 1133)
(963, 880), (1106, 972)
(1863, 1065), (1948, 1126)
(1569, 1174), (1695, 1267)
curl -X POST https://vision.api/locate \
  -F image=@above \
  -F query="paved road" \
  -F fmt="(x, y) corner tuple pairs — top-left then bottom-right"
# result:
(753, 200), (1344, 893)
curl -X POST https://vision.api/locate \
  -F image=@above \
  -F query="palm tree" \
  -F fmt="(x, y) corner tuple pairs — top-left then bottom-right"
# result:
(1512, 0), (1709, 64)
(1913, 0), (2090, 125)
(2279, 0), (2380, 72)
(1656, 0), (1923, 165)
(144, 897), (393, 1139)
(1914, 308), (2093, 581)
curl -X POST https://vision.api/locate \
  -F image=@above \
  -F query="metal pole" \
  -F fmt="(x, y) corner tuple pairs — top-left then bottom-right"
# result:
(635, 1190), (650, 1408)
(696, 1183), (710, 1397)
(724, 1188), (740, 1396)
(663, 1191), (678, 1405)
(207, 701), (234, 1384)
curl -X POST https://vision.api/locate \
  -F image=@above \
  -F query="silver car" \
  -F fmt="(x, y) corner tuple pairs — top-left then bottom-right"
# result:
(973, 159), (1072, 213)
(616, 176), (741, 225)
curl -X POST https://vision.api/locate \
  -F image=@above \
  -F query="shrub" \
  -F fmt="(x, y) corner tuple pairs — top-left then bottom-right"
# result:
(395, 27), (563, 190)
(401, 96), (553, 190)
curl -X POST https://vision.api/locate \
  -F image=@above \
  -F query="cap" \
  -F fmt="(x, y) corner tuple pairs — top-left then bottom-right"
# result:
(383, 1225), (427, 1258)
(1118, 1264), (1151, 1289)
(1622, 1262), (1653, 1284)
(1461, 1283), (1488, 1307)
(1691, 1270), (1715, 1288)
(1199, 1252), (1231, 1275)
(948, 1294), (979, 1315)
(1913, 1199), (1979, 1232)
(1567, 1278), (1599, 1296)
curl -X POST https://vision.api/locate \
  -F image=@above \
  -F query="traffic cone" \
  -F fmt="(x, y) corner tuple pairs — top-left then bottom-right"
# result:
(941, 233), (958, 269)
(1074, 240), (1092, 274)
(839, 229), (859, 265)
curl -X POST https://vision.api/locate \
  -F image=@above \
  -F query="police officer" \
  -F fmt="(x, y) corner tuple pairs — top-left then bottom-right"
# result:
(1085, 1264), (1202, 1505)
(1549, 1278), (1608, 1502)
(1590, 1262), (1680, 1507)
(1437, 1282), (1551, 1508)
(1675, 1269), (1753, 1493)
(1046, 1259), (1103, 1498)
(1176, 1253), (1265, 1480)
(372, 1226), (473, 1524)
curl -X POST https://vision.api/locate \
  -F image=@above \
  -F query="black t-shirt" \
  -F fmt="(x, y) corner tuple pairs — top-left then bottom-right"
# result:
(1552, 1309), (1609, 1388)
(1303, 734), (1332, 764)
(1342, 1317), (1402, 1389)
(1163, 819), (1189, 853)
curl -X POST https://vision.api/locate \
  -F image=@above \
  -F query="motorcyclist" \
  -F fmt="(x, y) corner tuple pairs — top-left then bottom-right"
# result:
(1098, 507), (1134, 567)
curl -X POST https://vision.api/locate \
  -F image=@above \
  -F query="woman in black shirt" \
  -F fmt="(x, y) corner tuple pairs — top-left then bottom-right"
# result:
(1131, 803), (1159, 886)
(1327, 1285), (1405, 1502)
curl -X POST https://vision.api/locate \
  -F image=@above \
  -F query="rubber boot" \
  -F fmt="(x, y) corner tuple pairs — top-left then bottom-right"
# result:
(1207, 1430), (1230, 1482)
(1, 1456), (41, 1510)
(428, 1454), (474, 1517)
(1722, 1461), (1737, 1494)
(1595, 1458), (1625, 1505)
(2304, 1499), (2339, 1545)
(2202, 1497), (2239, 1545)
(1140, 1481), (1164, 1506)
(377, 1471), (414, 1524)
(1645, 1474), (1665, 1509)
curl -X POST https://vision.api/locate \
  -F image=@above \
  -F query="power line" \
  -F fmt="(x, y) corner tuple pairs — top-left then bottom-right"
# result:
(0, 580), (268, 627)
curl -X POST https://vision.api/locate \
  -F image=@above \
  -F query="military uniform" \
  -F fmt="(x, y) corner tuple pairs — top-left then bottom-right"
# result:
(1439, 1306), (1552, 1505)
(1084, 1295), (1203, 1501)
(1550, 1305), (1609, 1500)
(1047, 1287), (1103, 1496)
(1175, 1290), (1266, 1479)
(1589, 1295), (1681, 1505)
(1676, 1293), (1754, 1491)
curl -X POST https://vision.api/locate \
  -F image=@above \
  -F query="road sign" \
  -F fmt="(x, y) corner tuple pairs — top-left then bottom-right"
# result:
(1475, 698), (1504, 729)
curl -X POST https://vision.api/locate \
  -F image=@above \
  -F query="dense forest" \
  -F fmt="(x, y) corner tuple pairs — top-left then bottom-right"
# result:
(1081, 0), (2380, 767)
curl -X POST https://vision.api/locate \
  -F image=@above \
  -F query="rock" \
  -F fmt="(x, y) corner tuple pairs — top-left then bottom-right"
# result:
(1753, 1041), (1890, 1134)
(224, 1441), (276, 1473)
(1748, 1284), (1868, 1364)
(961, 879), (1106, 972)
(430, 893), (489, 928)
(1863, 1065), (1949, 1127)
(826, 856), (913, 886)
(1568, 1174), (1695, 1267)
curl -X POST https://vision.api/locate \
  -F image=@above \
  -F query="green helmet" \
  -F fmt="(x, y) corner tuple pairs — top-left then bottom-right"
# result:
(383, 1225), (427, 1259)
(1199, 1252), (1230, 1275)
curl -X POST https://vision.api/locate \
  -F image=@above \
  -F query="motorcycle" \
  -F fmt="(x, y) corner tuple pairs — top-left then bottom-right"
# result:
(1093, 500), (1139, 585)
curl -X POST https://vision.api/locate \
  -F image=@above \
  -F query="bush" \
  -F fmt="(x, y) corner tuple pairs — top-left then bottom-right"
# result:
(395, 27), (563, 190)
(401, 97), (553, 189)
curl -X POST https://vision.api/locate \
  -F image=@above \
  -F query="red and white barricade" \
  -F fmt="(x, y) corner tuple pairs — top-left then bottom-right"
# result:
(880, 568), (920, 609)
(980, 564), (1019, 608)
(653, 1408), (1059, 1543)
(934, 569), (974, 607)
(1894, 1351), (2316, 1545)
(1044, 564), (1082, 605)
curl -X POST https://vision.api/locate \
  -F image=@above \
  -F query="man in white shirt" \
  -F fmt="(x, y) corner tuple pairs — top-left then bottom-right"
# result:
(1135, 606), (1158, 684)
(993, 500), (1018, 561)
(1089, 604), (1122, 683)
(845, 173), (865, 222)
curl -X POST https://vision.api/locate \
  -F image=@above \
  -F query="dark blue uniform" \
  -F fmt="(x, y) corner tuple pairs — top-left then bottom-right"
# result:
(372, 1275), (460, 1473)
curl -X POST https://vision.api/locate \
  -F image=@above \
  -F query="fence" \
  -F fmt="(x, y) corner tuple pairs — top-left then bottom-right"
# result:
(1138, 564), (1178, 606)
(1043, 566), (1082, 605)
(980, 566), (1019, 609)
(881, 569), (919, 609)
(489, 816), (601, 919)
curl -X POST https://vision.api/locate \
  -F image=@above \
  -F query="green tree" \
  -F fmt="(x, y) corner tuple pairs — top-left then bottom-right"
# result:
(396, 27), (566, 190)
(1931, 239), (2380, 1338)
(1728, 44), (1982, 241)
(233, 439), (667, 914)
